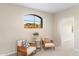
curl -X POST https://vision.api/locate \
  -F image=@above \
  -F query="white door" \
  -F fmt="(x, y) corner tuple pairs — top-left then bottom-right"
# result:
(59, 17), (74, 48)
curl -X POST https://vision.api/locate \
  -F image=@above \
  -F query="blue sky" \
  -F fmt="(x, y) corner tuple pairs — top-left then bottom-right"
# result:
(24, 15), (41, 24)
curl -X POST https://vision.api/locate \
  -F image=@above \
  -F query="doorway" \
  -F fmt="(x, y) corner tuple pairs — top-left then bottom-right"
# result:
(59, 17), (74, 48)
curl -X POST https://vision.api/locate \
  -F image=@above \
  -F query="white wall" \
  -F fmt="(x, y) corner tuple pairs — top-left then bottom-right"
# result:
(54, 5), (79, 50)
(0, 4), (54, 55)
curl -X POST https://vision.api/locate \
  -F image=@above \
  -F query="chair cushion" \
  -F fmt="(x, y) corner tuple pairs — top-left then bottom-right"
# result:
(45, 43), (55, 47)
(27, 47), (36, 55)
(17, 40), (30, 48)
(22, 40), (30, 48)
(17, 40), (23, 47)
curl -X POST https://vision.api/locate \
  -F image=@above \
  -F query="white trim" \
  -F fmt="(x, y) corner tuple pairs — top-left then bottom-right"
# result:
(74, 48), (79, 52)
(0, 51), (16, 56)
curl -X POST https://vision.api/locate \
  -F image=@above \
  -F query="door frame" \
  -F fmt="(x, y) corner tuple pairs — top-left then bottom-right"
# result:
(58, 16), (74, 48)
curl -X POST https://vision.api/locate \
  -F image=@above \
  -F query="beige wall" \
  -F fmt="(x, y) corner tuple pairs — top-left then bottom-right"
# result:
(0, 4), (54, 55)
(54, 5), (79, 50)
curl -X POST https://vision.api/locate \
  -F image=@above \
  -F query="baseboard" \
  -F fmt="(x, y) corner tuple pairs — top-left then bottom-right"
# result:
(0, 51), (16, 56)
(74, 48), (79, 52)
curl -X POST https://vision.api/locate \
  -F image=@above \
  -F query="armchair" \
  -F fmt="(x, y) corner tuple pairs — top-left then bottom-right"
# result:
(42, 38), (55, 49)
(17, 40), (36, 56)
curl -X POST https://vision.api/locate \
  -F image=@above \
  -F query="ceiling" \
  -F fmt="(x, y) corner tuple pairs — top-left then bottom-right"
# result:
(16, 3), (79, 14)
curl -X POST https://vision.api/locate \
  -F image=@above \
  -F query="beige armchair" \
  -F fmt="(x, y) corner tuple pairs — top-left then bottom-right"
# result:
(42, 38), (55, 49)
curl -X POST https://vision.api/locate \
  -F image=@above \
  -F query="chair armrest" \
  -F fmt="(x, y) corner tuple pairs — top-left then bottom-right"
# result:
(50, 40), (54, 43)
(29, 43), (36, 47)
(17, 46), (27, 53)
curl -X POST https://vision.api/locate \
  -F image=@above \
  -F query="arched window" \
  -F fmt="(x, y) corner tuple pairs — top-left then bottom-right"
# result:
(24, 14), (43, 28)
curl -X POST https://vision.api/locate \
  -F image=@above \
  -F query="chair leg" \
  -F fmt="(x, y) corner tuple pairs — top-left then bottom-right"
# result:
(53, 47), (55, 50)
(34, 50), (36, 54)
(17, 52), (19, 56)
